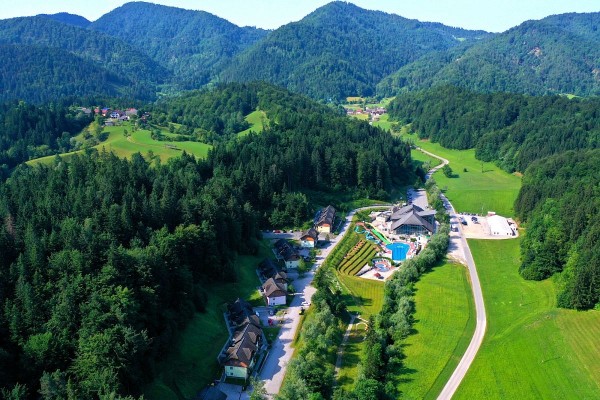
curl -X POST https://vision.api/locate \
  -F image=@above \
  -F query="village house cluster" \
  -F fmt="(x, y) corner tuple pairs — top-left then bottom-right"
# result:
(216, 205), (336, 385)
(344, 106), (387, 121)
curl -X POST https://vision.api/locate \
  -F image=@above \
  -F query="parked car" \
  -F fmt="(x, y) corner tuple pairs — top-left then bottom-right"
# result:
(451, 225), (459, 232)
(301, 301), (310, 307)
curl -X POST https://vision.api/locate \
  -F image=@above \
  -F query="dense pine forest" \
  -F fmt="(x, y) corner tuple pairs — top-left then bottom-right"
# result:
(0, 83), (413, 398)
(516, 150), (600, 309)
(389, 86), (600, 172)
(0, 102), (92, 174)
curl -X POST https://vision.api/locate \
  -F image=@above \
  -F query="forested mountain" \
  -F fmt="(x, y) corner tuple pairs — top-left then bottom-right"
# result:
(38, 13), (91, 28)
(389, 86), (600, 172)
(0, 83), (413, 398)
(0, 16), (165, 103)
(515, 150), (600, 310)
(0, 44), (126, 104)
(378, 13), (600, 97)
(221, 1), (489, 100)
(90, 2), (268, 89)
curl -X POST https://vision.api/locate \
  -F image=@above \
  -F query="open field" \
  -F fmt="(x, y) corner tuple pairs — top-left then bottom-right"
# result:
(455, 239), (600, 399)
(238, 110), (268, 137)
(396, 262), (475, 400)
(399, 132), (521, 216)
(27, 123), (212, 166)
(143, 241), (268, 400)
(410, 147), (442, 171)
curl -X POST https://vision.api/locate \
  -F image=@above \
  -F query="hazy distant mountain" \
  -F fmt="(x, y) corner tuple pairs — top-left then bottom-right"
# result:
(38, 12), (91, 28)
(220, 1), (490, 100)
(0, 16), (166, 102)
(378, 13), (600, 97)
(89, 1), (268, 89)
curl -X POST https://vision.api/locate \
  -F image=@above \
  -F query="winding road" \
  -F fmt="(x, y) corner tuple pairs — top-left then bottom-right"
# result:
(416, 147), (488, 400)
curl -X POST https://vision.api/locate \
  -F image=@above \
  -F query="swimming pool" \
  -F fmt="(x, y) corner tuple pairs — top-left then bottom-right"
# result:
(386, 242), (410, 261)
(373, 258), (391, 272)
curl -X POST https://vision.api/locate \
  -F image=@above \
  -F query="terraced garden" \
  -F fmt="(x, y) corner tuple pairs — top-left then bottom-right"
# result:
(337, 240), (378, 276)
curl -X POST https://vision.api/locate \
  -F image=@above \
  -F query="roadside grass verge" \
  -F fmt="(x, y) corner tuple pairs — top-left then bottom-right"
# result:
(143, 241), (269, 400)
(396, 262), (475, 400)
(455, 239), (600, 399)
(399, 132), (521, 216)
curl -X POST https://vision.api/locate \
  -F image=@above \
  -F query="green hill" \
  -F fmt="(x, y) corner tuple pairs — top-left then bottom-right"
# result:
(378, 13), (600, 97)
(90, 1), (268, 89)
(221, 1), (489, 100)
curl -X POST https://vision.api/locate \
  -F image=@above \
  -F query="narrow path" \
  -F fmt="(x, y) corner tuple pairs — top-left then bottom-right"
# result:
(334, 314), (357, 383)
(415, 147), (488, 400)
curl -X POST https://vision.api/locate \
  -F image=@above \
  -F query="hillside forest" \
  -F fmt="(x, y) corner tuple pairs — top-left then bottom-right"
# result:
(0, 83), (413, 398)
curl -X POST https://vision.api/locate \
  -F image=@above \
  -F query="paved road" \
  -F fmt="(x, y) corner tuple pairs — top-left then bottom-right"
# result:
(415, 147), (488, 400)
(259, 208), (372, 397)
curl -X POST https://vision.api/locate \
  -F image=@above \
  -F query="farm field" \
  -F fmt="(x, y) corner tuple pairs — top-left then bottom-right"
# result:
(455, 239), (600, 399)
(395, 262), (475, 400)
(27, 123), (212, 165)
(400, 132), (521, 216)
(143, 241), (269, 400)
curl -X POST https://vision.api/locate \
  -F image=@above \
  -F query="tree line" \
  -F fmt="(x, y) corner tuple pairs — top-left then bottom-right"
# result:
(388, 86), (600, 172)
(515, 150), (600, 310)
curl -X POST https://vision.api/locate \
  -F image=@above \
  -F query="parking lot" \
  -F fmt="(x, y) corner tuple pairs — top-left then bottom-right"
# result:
(454, 214), (518, 239)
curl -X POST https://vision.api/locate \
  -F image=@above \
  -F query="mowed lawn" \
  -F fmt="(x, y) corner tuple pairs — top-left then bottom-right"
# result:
(400, 133), (521, 216)
(455, 239), (600, 399)
(143, 241), (269, 400)
(396, 262), (475, 400)
(338, 273), (384, 319)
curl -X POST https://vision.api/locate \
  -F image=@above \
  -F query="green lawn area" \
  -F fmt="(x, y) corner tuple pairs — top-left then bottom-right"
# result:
(410, 147), (442, 171)
(27, 123), (212, 166)
(238, 110), (268, 137)
(455, 239), (600, 399)
(395, 262), (475, 400)
(143, 241), (269, 400)
(400, 133), (521, 216)
(337, 322), (367, 391)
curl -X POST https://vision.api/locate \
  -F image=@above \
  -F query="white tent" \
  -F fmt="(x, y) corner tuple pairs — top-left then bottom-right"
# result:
(488, 215), (514, 236)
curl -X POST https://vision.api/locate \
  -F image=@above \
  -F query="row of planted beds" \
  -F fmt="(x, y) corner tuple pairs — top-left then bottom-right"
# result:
(337, 240), (378, 276)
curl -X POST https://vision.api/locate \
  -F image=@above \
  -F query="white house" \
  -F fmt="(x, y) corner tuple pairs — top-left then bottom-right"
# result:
(262, 278), (287, 306)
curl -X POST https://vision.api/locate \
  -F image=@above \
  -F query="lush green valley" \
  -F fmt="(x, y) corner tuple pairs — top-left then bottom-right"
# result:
(0, 83), (415, 398)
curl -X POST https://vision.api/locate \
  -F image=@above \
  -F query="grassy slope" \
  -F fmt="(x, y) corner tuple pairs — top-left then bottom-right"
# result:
(143, 241), (268, 400)
(455, 239), (600, 399)
(27, 124), (212, 166)
(401, 133), (521, 216)
(238, 110), (268, 137)
(397, 262), (475, 400)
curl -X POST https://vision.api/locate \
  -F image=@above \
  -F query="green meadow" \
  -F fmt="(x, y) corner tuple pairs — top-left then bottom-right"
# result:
(27, 123), (212, 166)
(238, 110), (268, 137)
(143, 241), (269, 400)
(455, 239), (600, 399)
(401, 133), (521, 216)
(396, 262), (475, 400)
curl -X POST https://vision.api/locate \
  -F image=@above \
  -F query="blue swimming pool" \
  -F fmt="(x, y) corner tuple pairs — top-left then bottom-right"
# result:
(386, 242), (410, 261)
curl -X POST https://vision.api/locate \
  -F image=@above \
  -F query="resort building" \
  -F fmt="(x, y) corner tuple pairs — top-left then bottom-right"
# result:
(300, 228), (319, 248)
(386, 204), (436, 235)
(315, 205), (336, 233)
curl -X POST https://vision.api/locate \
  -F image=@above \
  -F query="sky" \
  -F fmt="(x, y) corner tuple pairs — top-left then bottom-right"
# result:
(0, 0), (599, 32)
